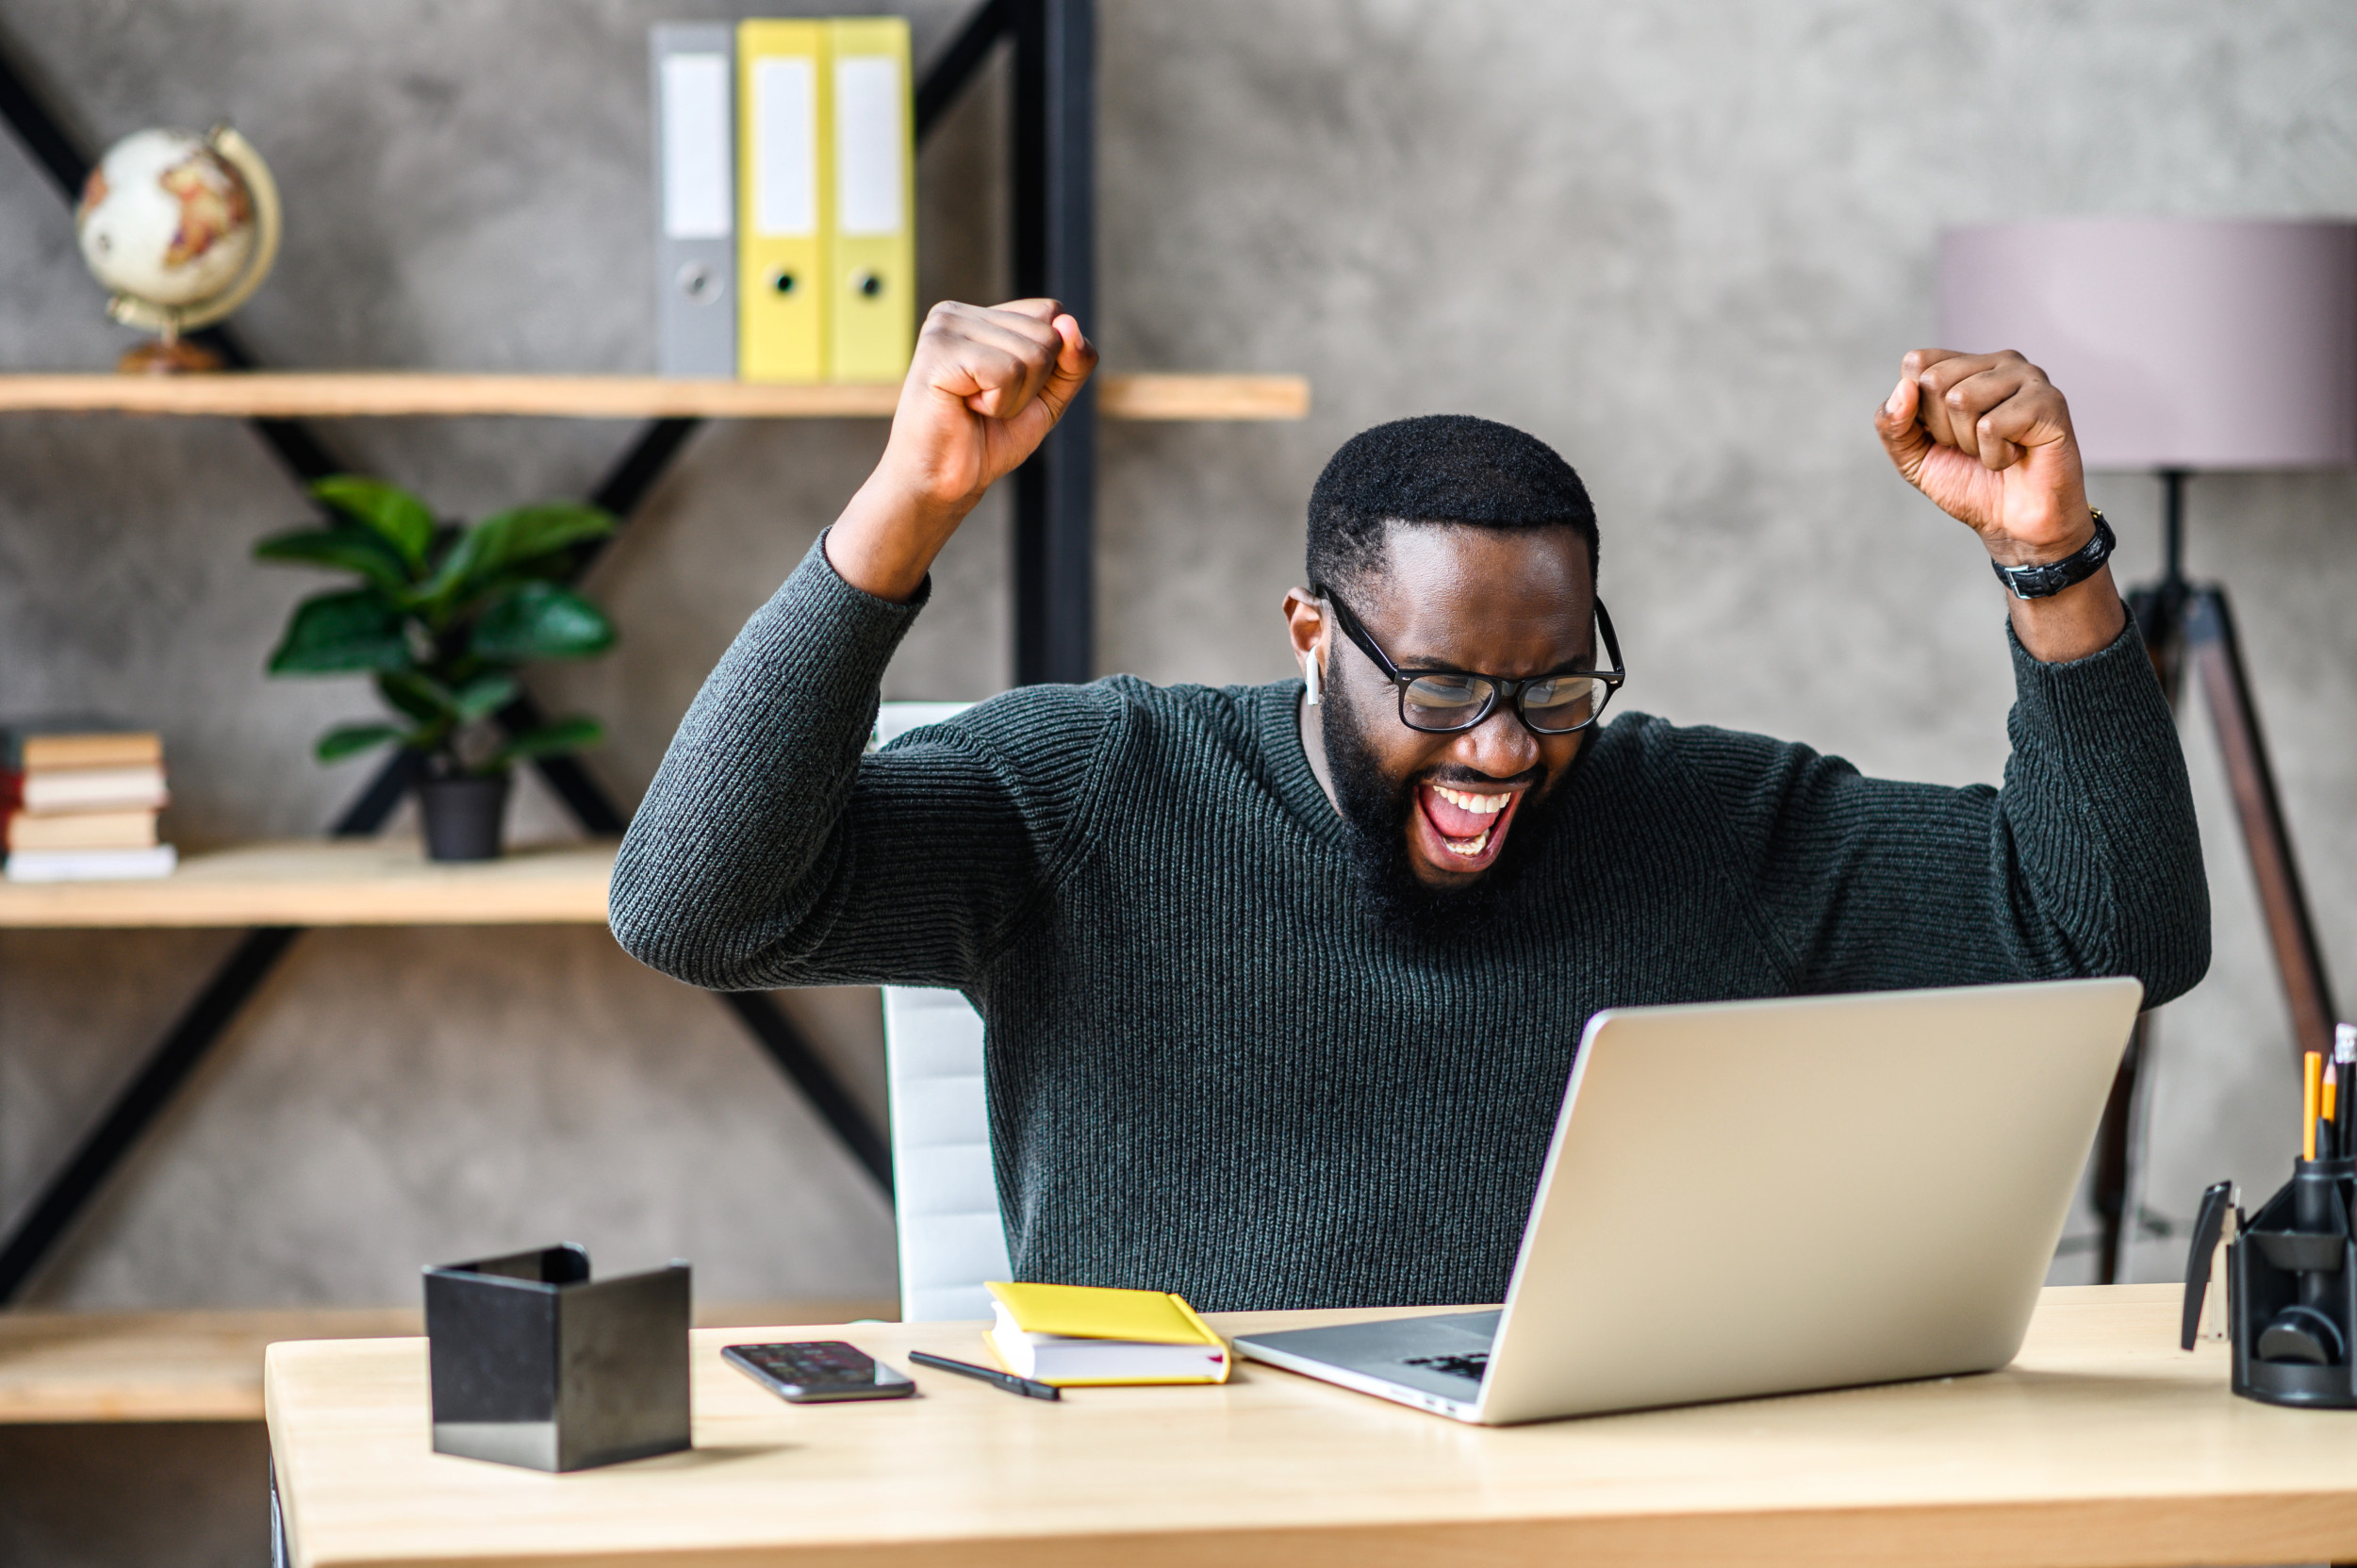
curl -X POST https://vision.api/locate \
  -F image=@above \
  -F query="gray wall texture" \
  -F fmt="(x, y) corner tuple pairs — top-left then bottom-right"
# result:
(3, 1), (2356, 1557)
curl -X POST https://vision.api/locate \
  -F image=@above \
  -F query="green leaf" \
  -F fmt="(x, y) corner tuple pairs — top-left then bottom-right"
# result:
(314, 723), (405, 763)
(486, 715), (603, 771)
(416, 525), (496, 608)
(376, 669), (453, 722)
(310, 476), (435, 569)
(470, 582), (617, 662)
(418, 504), (614, 608)
(474, 503), (616, 572)
(266, 589), (410, 674)
(254, 526), (410, 591)
(452, 673), (519, 720)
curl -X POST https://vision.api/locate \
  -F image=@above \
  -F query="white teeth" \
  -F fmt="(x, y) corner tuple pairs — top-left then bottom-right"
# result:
(1442, 826), (1492, 858)
(1434, 785), (1508, 815)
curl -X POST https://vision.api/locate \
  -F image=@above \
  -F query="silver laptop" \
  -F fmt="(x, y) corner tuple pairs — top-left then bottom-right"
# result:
(1234, 977), (2142, 1425)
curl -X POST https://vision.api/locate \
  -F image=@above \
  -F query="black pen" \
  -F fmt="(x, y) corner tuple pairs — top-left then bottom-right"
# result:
(908, 1349), (1061, 1401)
(2337, 1023), (2355, 1161)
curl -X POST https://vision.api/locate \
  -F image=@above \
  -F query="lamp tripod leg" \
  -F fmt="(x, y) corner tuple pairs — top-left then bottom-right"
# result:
(2184, 588), (2337, 1063)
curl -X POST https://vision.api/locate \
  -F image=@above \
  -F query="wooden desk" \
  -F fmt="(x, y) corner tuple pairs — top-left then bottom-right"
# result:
(266, 1284), (2357, 1568)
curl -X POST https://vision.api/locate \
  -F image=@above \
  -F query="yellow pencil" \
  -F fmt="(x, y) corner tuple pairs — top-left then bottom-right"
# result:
(2329, 1064), (2341, 1129)
(2304, 1050), (2324, 1162)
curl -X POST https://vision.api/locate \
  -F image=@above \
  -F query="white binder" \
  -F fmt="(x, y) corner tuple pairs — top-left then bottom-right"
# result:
(651, 24), (736, 378)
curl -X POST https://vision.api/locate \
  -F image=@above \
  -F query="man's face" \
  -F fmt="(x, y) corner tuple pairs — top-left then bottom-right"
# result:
(1310, 524), (1596, 894)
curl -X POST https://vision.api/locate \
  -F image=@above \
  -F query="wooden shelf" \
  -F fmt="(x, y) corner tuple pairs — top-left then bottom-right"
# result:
(0, 371), (1309, 421)
(0, 1309), (419, 1423)
(0, 1300), (896, 1423)
(0, 838), (618, 929)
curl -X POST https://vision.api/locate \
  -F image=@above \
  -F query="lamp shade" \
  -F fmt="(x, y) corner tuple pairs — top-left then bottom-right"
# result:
(1939, 219), (2357, 470)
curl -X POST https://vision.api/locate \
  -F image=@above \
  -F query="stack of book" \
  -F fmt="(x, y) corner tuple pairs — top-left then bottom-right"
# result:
(2, 720), (176, 882)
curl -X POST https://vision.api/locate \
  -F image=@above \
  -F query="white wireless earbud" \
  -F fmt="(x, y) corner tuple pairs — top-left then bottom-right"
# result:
(1302, 648), (1323, 705)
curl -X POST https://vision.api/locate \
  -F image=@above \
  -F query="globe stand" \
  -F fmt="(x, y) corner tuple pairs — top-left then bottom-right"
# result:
(117, 332), (223, 375)
(82, 124), (280, 377)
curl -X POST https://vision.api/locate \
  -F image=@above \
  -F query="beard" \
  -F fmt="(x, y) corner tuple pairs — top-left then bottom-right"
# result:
(1321, 688), (1570, 945)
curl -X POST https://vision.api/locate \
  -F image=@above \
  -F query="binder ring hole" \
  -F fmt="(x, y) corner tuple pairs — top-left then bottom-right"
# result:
(768, 270), (798, 297)
(854, 271), (884, 298)
(676, 263), (718, 302)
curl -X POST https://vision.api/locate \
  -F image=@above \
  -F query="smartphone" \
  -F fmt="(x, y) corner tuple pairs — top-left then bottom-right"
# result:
(722, 1341), (917, 1403)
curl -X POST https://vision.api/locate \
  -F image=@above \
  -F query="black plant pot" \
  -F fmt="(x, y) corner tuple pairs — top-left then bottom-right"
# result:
(419, 772), (511, 862)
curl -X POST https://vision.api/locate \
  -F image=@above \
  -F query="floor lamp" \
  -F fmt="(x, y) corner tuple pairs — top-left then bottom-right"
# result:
(1942, 217), (2357, 1283)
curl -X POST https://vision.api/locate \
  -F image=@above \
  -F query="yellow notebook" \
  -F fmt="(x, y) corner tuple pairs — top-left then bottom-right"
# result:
(984, 1281), (1232, 1387)
(736, 18), (826, 382)
(824, 16), (914, 382)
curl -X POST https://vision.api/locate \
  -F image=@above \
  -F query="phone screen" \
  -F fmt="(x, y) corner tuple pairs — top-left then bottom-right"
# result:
(724, 1341), (917, 1402)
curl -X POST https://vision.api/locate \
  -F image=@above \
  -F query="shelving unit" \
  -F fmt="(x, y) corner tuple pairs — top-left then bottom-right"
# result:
(0, 371), (1309, 421)
(0, 840), (617, 929)
(0, 0), (1298, 1331)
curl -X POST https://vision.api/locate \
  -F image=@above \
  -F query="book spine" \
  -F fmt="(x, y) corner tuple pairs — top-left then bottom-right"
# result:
(1169, 1296), (1234, 1383)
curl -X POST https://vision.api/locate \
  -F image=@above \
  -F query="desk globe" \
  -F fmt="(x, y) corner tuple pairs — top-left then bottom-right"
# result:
(74, 124), (281, 372)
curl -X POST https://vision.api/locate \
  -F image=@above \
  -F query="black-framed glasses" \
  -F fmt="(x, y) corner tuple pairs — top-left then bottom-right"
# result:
(1315, 586), (1625, 735)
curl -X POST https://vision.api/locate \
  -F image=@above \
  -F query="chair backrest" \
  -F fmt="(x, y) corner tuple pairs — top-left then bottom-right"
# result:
(874, 702), (1011, 1322)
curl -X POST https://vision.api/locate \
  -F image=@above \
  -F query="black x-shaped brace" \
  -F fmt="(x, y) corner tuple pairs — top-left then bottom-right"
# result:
(0, 0), (1082, 1301)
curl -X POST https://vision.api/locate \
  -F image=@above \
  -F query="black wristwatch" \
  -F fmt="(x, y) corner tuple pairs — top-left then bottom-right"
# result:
(1989, 509), (2115, 600)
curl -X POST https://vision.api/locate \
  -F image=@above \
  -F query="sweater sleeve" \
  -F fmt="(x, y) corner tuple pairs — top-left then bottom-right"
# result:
(607, 535), (1123, 991)
(1676, 617), (2211, 1006)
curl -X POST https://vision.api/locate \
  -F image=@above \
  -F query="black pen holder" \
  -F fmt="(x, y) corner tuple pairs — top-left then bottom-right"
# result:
(424, 1245), (692, 1471)
(2185, 1162), (2357, 1409)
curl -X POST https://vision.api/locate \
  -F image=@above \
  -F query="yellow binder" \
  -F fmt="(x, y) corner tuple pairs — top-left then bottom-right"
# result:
(825, 16), (915, 383)
(737, 19), (826, 382)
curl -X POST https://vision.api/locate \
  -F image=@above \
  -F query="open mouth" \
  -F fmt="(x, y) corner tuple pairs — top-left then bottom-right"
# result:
(1412, 781), (1524, 876)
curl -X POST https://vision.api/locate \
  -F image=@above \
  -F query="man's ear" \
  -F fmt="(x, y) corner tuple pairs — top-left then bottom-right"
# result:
(1280, 587), (1329, 701)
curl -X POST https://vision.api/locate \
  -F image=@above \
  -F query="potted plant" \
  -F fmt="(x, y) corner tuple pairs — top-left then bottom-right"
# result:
(255, 475), (618, 862)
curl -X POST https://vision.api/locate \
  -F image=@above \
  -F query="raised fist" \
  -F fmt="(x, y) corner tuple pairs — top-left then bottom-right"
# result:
(880, 298), (1097, 519)
(1875, 349), (2093, 567)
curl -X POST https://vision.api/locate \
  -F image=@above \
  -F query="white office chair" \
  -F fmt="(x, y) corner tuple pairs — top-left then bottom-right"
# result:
(873, 702), (1012, 1322)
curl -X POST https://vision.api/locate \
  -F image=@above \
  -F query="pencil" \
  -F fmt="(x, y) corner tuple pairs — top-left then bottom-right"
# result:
(2328, 1064), (2340, 1131)
(2303, 1050), (2323, 1163)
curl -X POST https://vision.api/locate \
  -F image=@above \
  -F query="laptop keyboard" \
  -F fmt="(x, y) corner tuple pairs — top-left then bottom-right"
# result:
(1402, 1351), (1489, 1381)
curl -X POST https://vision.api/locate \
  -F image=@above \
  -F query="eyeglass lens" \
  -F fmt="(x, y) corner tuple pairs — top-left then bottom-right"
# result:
(1399, 672), (1609, 734)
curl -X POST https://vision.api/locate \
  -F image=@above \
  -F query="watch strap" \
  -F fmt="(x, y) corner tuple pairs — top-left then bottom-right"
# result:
(1990, 509), (2115, 600)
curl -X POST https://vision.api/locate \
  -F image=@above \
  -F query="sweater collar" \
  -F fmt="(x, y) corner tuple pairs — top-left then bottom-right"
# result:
(1253, 680), (1352, 847)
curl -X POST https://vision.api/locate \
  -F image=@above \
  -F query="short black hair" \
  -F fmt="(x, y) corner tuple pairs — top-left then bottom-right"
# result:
(1306, 414), (1598, 599)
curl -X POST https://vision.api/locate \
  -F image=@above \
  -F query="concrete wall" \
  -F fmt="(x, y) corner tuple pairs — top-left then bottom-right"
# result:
(3, 1), (2356, 1560)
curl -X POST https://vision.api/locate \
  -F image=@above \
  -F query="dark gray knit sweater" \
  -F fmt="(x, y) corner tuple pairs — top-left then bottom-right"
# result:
(610, 539), (2209, 1312)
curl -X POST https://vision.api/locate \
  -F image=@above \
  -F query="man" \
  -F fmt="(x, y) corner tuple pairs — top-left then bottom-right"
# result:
(611, 298), (2207, 1312)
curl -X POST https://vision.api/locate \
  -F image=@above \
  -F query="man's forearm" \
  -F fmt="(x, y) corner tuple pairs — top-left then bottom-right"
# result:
(826, 473), (973, 604)
(1992, 613), (2211, 1006)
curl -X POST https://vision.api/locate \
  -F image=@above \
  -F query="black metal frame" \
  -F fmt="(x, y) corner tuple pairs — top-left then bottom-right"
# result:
(0, 0), (1096, 1301)
(1318, 587), (1626, 735)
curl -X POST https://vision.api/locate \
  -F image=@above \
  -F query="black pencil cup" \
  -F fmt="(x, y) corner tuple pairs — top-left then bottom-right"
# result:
(2184, 1163), (2357, 1409)
(423, 1245), (692, 1471)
